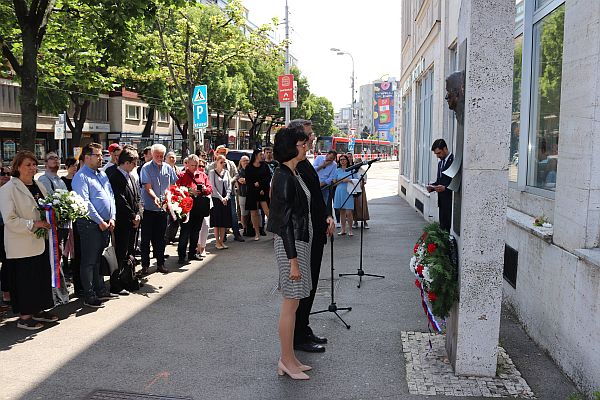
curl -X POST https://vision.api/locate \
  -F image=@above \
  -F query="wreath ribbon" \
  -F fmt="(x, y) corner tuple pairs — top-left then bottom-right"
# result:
(417, 279), (442, 333)
(43, 205), (61, 288)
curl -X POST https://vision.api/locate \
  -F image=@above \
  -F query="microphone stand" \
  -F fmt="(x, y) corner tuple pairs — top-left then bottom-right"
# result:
(337, 162), (385, 288)
(310, 180), (352, 329)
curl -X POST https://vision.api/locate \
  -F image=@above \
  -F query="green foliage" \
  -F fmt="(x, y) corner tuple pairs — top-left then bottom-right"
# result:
(300, 94), (334, 136)
(512, 36), (522, 114)
(151, 0), (277, 146)
(537, 4), (564, 123)
(567, 391), (600, 400)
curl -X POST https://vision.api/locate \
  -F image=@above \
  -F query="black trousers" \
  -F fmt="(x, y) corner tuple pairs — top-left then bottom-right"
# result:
(141, 210), (168, 268)
(110, 219), (136, 292)
(294, 235), (326, 342)
(439, 200), (452, 232)
(178, 212), (201, 259)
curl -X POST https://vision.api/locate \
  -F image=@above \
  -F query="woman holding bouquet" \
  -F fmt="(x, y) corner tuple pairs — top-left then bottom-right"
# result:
(208, 155), (232, 249)
(0, 151), (55, 330)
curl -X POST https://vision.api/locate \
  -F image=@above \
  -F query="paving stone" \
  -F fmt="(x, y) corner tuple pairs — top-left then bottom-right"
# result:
(401, 331), (536, 398)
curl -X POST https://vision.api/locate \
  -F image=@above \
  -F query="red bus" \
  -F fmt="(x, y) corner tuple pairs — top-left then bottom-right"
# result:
(315, 136), (393, 161)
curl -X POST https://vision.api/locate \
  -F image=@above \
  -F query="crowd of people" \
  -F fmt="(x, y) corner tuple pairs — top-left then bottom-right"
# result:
(0, 119), (374, 383)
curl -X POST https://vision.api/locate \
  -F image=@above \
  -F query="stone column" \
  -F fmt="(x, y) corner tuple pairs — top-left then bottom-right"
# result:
(445, 0), (514, 377)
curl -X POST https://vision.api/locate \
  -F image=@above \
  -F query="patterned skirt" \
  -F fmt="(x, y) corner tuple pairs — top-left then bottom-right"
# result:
(274, 236), (312, 300)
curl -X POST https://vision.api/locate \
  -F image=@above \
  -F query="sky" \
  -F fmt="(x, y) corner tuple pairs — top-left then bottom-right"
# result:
(243, 0), (402, 111)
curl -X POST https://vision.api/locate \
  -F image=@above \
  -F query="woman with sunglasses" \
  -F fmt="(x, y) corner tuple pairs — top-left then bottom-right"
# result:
(268, 127), (313, 380)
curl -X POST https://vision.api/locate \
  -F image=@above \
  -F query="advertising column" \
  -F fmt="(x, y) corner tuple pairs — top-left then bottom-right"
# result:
(373, 82), (395, 143)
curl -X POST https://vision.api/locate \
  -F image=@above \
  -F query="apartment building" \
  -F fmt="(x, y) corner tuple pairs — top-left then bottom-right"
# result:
(0, 78), (110, 161)
(398, 0), (600, 395)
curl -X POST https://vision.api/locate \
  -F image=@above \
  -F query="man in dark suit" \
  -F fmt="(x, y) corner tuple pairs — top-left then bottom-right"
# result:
(427, 138), (454, 231)
(288, 119), (335, 353)
(108, 145), (141, 294)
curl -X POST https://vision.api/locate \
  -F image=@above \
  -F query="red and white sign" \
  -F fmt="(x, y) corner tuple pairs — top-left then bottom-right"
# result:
(278, 74), (295, 103)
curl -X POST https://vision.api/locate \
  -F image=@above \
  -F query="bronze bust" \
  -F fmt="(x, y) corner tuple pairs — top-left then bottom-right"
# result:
(445, 71), (465, 124)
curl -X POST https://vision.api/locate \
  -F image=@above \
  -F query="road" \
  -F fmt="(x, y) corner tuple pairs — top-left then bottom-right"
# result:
(0, 161), (578, 400)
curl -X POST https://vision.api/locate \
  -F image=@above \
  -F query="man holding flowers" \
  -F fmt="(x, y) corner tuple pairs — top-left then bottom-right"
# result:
(72, 143), (117, 308)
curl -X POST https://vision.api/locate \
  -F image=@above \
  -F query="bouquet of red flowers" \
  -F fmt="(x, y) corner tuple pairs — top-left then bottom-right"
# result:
(163, 185), (194, 223)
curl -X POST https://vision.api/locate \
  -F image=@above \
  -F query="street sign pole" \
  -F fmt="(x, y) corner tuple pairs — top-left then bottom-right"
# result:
(192, 85), (208, 154)
(284, 0), (290, 125)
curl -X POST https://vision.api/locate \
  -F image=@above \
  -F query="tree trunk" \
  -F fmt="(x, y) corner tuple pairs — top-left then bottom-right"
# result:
(186, 105), (195, 155)
(19, 26), (39, 152)
(142, 106), (155, 137)
(66, 98), (90, 147)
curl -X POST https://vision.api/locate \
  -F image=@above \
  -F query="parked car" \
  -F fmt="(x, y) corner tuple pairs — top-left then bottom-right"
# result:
(226, 149), (253, 165)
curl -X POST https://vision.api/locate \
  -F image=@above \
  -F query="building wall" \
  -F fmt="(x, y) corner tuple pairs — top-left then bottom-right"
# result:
(399, 0), (600, 395)
(358, 84), (374, 135)
(398, 0), (444, 222)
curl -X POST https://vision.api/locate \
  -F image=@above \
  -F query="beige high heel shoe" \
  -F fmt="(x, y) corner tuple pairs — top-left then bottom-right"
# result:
(277, 359), (309, 380)
(299, 364), (312, 372)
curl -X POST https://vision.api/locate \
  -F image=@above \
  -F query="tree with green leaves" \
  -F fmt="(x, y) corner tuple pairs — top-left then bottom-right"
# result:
(298, 94), (334, 136)
(1, 0), (184, 150)
(154, 0), (274, 152)
(1, 0), (57, 151)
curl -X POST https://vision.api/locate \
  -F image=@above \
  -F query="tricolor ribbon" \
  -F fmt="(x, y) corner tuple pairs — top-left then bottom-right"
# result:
(418, 281), (442, 333)
(44, 205), (61, 288)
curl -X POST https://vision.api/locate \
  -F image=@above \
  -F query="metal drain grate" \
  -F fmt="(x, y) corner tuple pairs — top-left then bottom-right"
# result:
(87, 390), (193, 400)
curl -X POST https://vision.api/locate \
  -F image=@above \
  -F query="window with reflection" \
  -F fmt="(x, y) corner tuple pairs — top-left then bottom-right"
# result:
(401, 92), (412, 177)
(509, 35), (523, 182)
(416, 70), (433, 186)
(527, 4), (564, 190)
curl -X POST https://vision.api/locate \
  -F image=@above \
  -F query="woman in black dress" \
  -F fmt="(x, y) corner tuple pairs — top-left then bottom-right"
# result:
(245, 149), (271, 241)
(0, 151), (54, 330)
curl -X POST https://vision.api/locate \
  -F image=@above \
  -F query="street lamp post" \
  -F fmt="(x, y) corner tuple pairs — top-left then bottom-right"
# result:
(330, 48), (355, 132)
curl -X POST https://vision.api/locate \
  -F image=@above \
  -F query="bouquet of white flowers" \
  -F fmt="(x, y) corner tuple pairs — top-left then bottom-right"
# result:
(36, 189), (89, 238)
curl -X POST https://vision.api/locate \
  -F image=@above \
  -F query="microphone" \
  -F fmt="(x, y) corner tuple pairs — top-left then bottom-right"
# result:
(344, 158), (380, 173)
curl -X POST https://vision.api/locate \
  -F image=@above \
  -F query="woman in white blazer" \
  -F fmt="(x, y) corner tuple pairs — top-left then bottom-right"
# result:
(0, 151), (54, 330)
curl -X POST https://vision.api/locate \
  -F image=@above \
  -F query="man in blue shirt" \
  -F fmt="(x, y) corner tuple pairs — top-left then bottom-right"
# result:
(73, 143), (117, 308)
(139, 144), (177, 275)
(312, 150), (337, 205)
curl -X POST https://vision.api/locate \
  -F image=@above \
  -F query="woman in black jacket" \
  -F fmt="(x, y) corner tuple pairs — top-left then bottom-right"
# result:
(267, 126), (315, 380)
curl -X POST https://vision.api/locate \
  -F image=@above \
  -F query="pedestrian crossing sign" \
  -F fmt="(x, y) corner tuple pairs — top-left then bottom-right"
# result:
(192, 85), (207, 105)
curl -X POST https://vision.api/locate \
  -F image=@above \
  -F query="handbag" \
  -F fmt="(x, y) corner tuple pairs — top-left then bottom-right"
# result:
(100, 231), (118, 276)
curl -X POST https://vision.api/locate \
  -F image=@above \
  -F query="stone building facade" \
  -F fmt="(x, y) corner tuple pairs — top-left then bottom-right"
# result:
(398, 0), (600, 396)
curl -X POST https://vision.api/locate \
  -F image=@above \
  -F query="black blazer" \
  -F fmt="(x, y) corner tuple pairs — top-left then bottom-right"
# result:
(267, 164), (309, 259)
(296, 159), (328, 243)
(109, 168), (140, 224)
(432, 154), (454, 207)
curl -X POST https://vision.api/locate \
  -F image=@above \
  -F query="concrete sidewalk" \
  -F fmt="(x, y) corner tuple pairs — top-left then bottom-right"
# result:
(0, 163), (580, 399)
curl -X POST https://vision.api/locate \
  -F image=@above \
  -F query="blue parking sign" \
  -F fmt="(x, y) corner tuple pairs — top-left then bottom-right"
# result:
(193, 104), (208, 129)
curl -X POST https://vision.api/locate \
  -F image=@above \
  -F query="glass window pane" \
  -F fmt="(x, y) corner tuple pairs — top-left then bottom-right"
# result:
(527, 4), (564, 190)
(515, 0), (525, 26)
(402, 93), (412, 176)
(509, 35), (523, 182)
(535, 0), (554, 10)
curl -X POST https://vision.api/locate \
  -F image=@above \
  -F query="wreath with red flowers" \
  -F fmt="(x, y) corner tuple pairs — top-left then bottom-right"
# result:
(410, 223), (458, 321)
